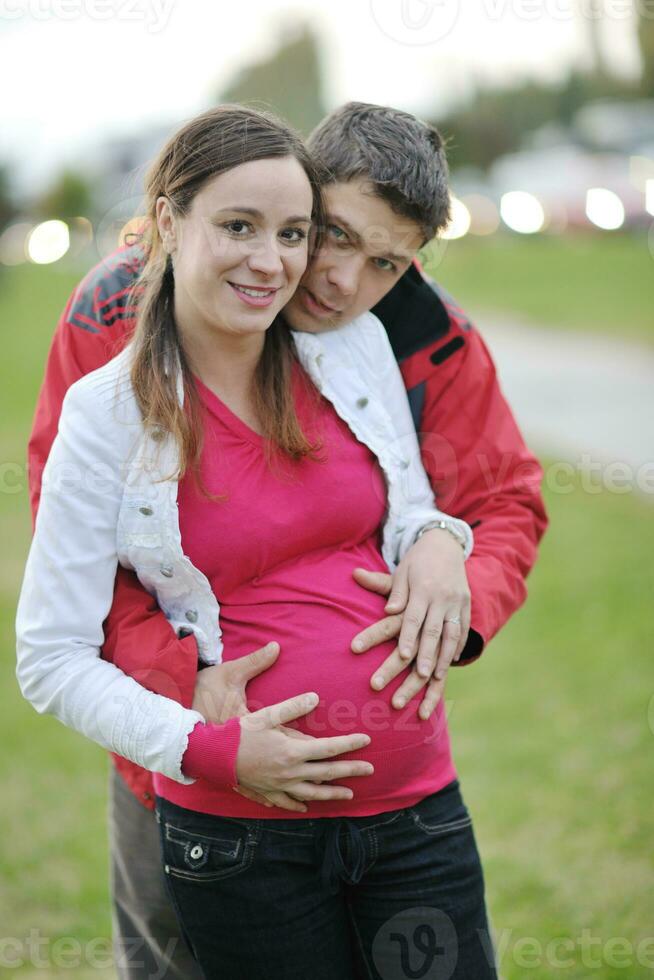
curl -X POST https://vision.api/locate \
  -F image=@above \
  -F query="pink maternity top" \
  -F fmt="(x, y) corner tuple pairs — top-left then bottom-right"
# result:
(154, 366), (456, 818)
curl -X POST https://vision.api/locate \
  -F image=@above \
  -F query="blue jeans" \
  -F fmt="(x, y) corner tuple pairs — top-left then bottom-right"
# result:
(156, 780), (497, 980)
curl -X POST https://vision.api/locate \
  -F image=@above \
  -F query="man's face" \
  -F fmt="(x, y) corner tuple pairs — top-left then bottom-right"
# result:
(283, 179), (425, 333)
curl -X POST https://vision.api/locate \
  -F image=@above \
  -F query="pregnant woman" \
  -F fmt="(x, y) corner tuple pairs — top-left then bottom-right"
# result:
(17, 106), (496, 978)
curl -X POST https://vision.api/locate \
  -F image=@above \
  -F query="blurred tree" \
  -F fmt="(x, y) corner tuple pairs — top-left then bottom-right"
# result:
(36, 169), (94, 220)
(637, 0), (654, 96)
(437, 83), (555, 171)
(0, 164), (17, 231)
(217, 24), (326, 135)
(438, 70), (639, 171)
(583, 0), (609, 79)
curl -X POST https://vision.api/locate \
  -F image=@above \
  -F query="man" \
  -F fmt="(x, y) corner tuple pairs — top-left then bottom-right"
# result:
(28, 102), (547, 978)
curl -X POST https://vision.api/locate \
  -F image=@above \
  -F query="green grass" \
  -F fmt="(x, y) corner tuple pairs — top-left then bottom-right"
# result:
(448, 479), (654, 979)
(1, 261), (653, 978)
(421, 232), (654, 345)
(0, 260), (114, 979)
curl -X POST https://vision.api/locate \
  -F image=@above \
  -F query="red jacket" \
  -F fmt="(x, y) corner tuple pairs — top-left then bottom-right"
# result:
(27, 246), (547, 808)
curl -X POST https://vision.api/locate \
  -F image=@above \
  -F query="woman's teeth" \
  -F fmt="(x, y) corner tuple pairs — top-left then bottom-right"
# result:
(232, 285), (275, 297)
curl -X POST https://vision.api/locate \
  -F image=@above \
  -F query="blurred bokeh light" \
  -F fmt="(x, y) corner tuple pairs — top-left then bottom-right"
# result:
(500, 191), (546, 234)
(585, 187), (626, 230)
(441, 196), (471, 240)
(26, 219), (70, 265)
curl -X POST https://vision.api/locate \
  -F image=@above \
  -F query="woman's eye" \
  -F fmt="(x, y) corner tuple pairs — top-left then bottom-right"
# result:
(280, 227), (308, 244)
(223, 220), (252, 235)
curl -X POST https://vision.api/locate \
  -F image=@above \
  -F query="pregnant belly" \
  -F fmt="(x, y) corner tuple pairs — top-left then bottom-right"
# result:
(218, 596), (452, 806)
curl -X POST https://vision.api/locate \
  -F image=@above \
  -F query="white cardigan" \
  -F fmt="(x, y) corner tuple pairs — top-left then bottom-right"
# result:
(16, 312), (472, 784)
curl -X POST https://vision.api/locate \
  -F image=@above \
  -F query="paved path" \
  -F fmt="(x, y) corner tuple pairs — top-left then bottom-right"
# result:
(473, 313), (654, 498)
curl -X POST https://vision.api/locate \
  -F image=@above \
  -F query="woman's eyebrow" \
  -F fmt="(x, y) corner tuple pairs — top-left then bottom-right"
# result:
(214, 206), (262, 217)
(213, 206), (312, 224)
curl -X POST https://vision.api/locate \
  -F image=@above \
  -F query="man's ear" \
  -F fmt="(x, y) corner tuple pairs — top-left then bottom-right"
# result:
(155, 196), (177, 253)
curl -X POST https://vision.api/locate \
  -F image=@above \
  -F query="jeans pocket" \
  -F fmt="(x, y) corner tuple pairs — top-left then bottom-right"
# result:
(406, 783), (473, 838)
(162, 820), (255, 883)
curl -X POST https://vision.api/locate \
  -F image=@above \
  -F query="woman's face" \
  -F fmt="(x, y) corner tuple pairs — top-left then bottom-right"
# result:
(157, 156), (313, 346)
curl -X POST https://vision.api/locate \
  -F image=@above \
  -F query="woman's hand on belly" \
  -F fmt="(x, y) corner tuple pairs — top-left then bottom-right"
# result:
(193, 643), (376, 812)
(234, 693), (375, 812)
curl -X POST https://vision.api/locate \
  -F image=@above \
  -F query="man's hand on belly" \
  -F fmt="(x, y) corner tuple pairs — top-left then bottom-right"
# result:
(192, 642), (282, 723)
(349, 543), (470, 720)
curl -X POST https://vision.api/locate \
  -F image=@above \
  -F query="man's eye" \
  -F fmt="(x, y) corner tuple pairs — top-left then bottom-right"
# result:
(280, 227), (308, 244)
(328, 224), (348, 242)
(373, 257), (396, 272)
(223, 220), (252, 235)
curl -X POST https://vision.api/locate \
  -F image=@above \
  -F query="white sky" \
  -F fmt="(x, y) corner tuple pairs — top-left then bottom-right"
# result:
(0, 0), (642, 193)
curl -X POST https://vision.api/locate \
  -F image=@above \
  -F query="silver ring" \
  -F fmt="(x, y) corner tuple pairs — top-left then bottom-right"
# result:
(444, 617), (461, 625)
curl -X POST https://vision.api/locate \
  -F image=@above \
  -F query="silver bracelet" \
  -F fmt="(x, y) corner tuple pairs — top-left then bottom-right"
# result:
(416, 519), (467, 552)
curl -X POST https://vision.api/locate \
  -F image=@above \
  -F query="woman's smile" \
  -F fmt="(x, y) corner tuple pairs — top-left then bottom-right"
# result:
(227, 281), (281, 308)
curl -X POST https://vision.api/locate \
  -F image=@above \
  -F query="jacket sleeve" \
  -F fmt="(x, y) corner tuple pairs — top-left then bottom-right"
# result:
(16, 377), (205, 782)
(27, 249), (198, 709)
(28, 249), (138, 518)
(354, 313), (474, 564)
(401, 303), (548, 663)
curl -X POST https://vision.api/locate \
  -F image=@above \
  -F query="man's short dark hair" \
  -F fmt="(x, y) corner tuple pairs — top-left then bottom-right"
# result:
(307, 101), (450, 243)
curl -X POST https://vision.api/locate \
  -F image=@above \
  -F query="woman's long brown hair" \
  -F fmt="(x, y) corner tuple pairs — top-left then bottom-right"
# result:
(129, 105), (326, 483)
